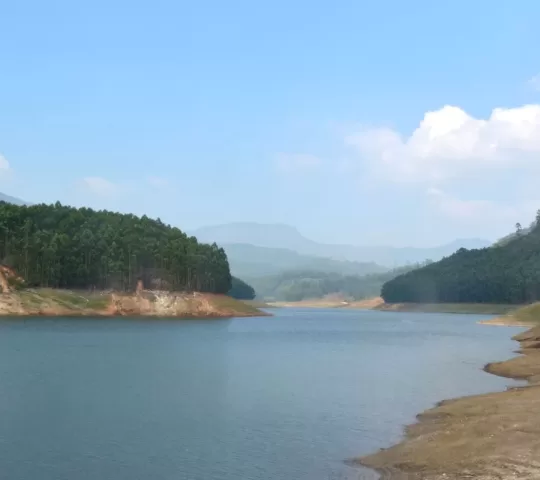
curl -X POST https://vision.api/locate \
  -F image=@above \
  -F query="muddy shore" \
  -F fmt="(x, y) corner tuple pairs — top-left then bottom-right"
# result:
(356, 325), (540, 479)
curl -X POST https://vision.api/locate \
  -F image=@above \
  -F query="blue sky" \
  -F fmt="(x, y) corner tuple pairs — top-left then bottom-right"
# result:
(1, 0), (540, 246)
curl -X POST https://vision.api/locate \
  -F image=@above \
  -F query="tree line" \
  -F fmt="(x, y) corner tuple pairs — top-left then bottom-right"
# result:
(0, 202), (231, 293)
(381, 212), (540, 304)
(228, 276), (256, 300)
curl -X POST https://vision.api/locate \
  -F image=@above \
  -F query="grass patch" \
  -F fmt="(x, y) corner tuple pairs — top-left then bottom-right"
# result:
(506, 303), (540, 325)
(20, 289), (111, 311)
(242, 299), (274, 308)
(18, 291), (45, 308)
(211, 295), (266, 315)
(84, 296), (110, 310)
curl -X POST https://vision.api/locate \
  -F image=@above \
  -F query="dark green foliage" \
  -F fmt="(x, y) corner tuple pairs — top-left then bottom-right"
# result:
(228, 277), (256, 300)
(0, 202), (231, 293)
(248, 263), (428, 301)
(493, 221), (535, 247)
(382, 215), (540, 304)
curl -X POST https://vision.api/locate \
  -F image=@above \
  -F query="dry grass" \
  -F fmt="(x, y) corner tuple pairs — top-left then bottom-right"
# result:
(481, 303), (540, 327)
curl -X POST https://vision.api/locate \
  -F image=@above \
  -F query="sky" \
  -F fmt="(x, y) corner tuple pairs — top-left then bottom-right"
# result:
(1, 0), (540, 247)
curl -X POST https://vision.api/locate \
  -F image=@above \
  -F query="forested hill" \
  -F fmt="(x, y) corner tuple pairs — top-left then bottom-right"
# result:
(381, 214), (540, 305)
(0, 202), (231, 293)
(248, 263), (429, 301)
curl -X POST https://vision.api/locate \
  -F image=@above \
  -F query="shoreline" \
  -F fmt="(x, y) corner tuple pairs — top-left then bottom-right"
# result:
(355, 324), (540, 479)
(266, 298), (520, 315)
(0, 289), (269, 319)
(373, 302), (519, 315)
(478, 318), (534, 327)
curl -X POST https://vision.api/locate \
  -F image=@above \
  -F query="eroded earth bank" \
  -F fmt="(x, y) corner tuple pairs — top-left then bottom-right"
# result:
(0, 288), (266, 318)
(357, 325), (540, 479)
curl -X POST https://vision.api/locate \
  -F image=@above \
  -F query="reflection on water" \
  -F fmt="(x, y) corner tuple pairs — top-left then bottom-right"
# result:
(0, 309), (523, 480)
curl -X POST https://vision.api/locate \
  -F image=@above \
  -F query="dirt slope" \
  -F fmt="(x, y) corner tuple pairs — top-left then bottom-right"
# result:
(0, 289), (267, 318)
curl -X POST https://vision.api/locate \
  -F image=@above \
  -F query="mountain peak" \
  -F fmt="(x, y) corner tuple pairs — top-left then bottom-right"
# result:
(0, 192), (27, 206)
(191, 222), (491, 267)
(191, 222), (313, 250)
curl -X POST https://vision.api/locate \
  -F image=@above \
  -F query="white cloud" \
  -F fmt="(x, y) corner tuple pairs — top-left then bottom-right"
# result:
(82, 177), (118, 196)
(0, 154), (12, 179)
(147, 176), (169, 188)
(347, 104), (540, 183)
(274, 153), (322, 173)
(0, 154), (9, 171)
(529, 74), (540, 91)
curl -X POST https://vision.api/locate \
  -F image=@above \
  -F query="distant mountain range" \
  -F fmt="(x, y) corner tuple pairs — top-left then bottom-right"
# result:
(0, 194), (490, 285)
(218, 243), (386, 278)
(191, 222), (490, 268)
(247, 263), (424, 301)
(0, 192), (27, 206)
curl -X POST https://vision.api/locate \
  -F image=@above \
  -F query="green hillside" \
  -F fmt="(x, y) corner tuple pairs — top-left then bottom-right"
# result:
(248, 263), (427, 301)
(382, 211), (540, 304)
(492, 220), (535, 247)
(220, 243), (386, 278)
(0, 201), (231, 293)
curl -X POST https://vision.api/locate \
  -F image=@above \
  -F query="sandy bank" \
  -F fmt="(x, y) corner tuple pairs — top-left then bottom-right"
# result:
(480, 302), (540, 328)
(343, 297), (385, 309)
(266, 298), (519, 315)
(266, 297), (385, 309)
(479, 318), (534, 327)
(356, 326), (540, 479)
(0, 289), (268, 318)
(267, 298), (351, 308)
(375, 302), (518, 315)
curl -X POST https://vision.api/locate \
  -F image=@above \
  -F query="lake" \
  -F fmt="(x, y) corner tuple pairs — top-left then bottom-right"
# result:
(0, 309), (524, 480)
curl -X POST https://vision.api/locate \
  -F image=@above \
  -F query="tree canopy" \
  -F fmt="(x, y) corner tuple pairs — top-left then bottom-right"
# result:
(0, 202), (231, 293)
(382, 213), (540, 304)
(228, 277), (256, 300)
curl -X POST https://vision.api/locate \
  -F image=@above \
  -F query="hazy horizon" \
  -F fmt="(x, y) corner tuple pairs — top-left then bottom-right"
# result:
(189, 221), (493, 249)
(2, 1), (539, 246)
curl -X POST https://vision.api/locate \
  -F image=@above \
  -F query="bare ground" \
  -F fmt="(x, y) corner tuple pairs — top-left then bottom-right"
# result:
(0, 289), (268, 318)
(266, 296), (385, 309)
(356, 326), (540, 480)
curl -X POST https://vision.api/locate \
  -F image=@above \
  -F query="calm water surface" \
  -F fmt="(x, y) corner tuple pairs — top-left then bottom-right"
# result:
(0, 308), (524, 480)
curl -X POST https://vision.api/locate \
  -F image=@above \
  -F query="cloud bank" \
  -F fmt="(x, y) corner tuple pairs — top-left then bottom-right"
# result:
(347, 104), (540, 183)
